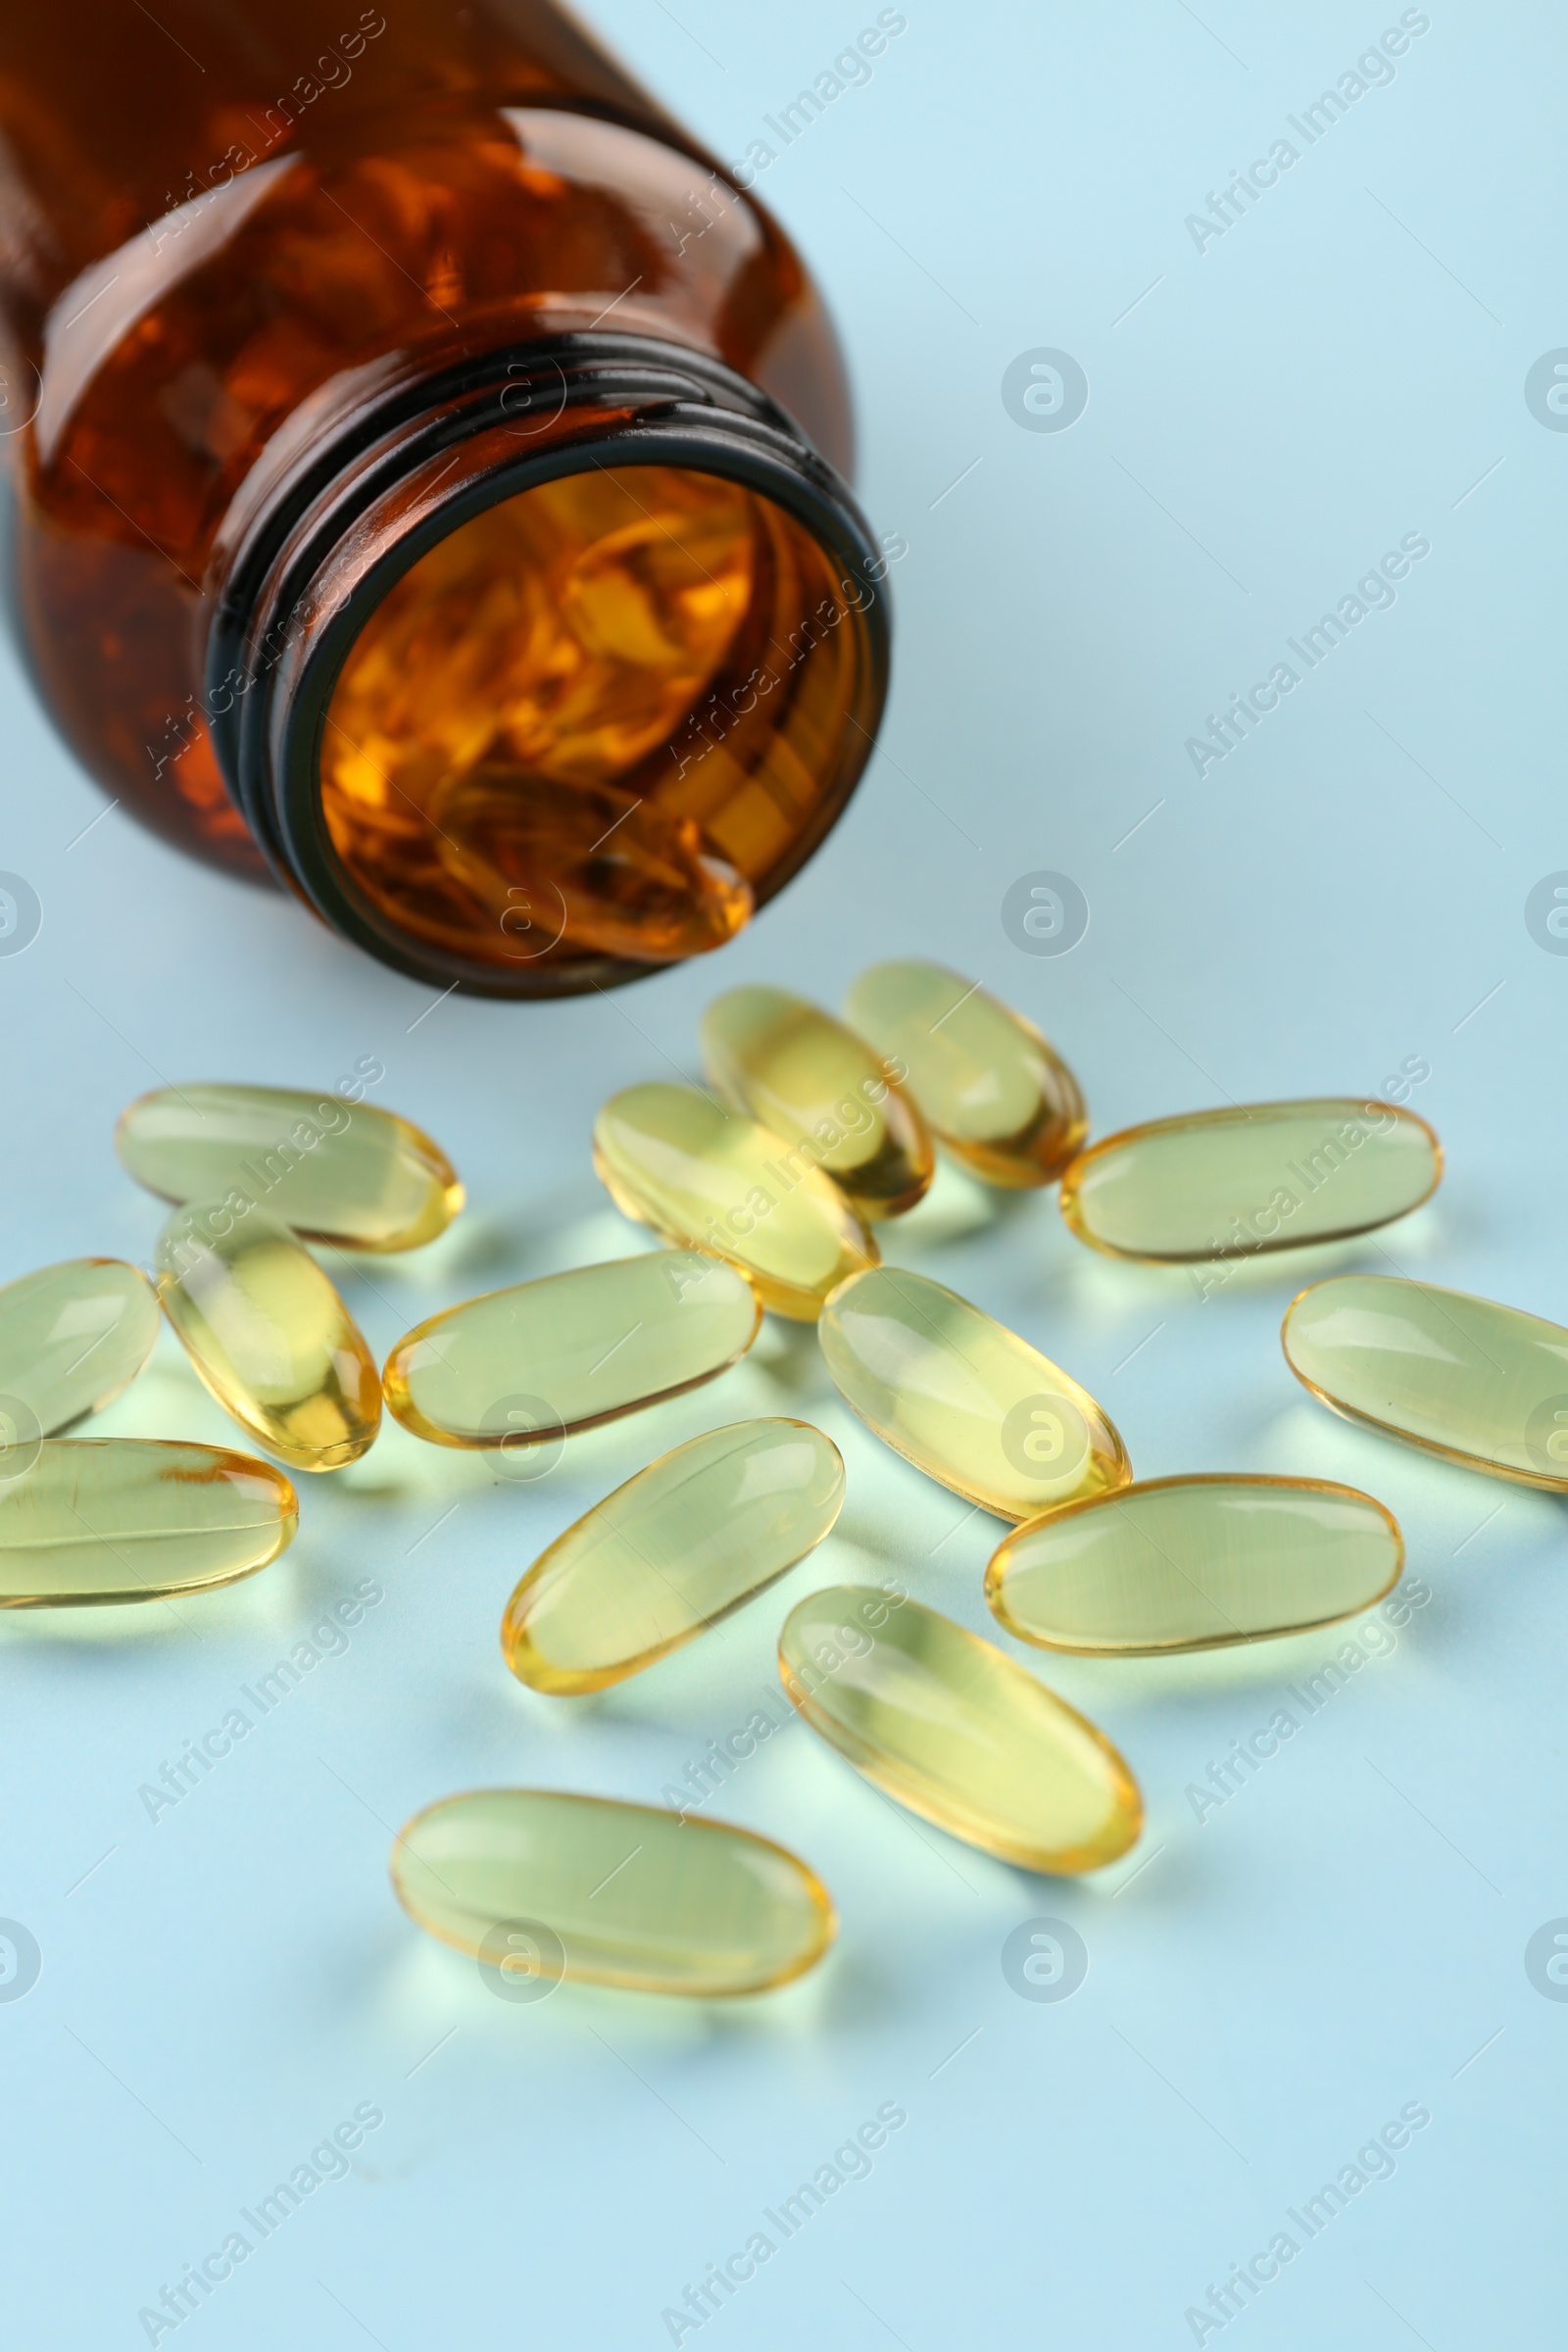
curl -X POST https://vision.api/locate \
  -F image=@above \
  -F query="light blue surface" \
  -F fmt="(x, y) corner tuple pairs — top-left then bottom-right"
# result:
(1, 3), (1561, 2343)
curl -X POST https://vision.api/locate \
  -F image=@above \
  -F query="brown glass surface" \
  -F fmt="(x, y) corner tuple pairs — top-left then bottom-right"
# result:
(0, 1), (857, 924)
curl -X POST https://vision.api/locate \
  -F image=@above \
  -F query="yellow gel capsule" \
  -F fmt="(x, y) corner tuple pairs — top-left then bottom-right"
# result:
(700, 985), (934, 1220)
(156, 1204), (381, 1471)
(390, 1788), (836, 1995)
(0, 1438), (296, 1605)
(502, 1418), (845, 1693)
(985, 1474), (1404, 1655)
(843, 959), (1086, 1188)
(1283, 1273), (1568, 1490)
(0, 1258), (160, 1438)
(383, 1250), (760, 1450)
(818, 1266), (1129, 1520)
(1059, 1099), (1441, 1263)
(116, 1082), (462, 1251)
(592, 1083), (877, 1320)
(778, 1585), (1142, 1873)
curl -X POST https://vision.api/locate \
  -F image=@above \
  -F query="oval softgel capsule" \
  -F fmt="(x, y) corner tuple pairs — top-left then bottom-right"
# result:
(390, 1789), (836, 1995)
(1059, 1099), (1441, 1263)
(778, 1585), (1142, 1873)
(593, 1083), (876, 1319)
(843, 960), (1086, 1187)
(384, 1251), (760, 1450)
(156, 1203), (381, 1471)
(986, 1475), (1404, 1654)
(0, 1257), (160, 1437)
(116, 1082), (462, 1250)
(818, 1266), (1128, 1519)
(701, 985), (934, 1219)
(1283, 1274), (1568, 1489)
(0, 1439), (297, 1605)
(502, 1419), (845, 1693)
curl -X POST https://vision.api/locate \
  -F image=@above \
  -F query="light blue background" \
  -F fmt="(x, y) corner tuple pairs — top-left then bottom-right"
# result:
(2, 2), (1562, 2344)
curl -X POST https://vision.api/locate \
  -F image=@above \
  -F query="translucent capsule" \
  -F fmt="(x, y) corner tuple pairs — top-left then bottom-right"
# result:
(778, 1585), (1142, 1873)
(156, 1204), (381, 1471)
(502, 1419), (845, 1693)
(390, 1788), (836, 1995)
(0, 1439), (296, 1605)
(843, 960), (1086, 1187)
(700, 985), (934, 1220)
(986, 1475), (1403, 1654)
(1283, 1274), (1568, 1490)
(1059, 1099), (1441, 1263)
(383, 1250), (760, 1450)
(818, 1266), (1128, 1520)
(116, 1082), (462, 1251)
(0, 1258), (160, 1438)
(593, 1083), (877, 1320)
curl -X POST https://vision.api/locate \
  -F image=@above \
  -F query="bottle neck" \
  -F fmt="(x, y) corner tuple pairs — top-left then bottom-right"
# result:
(206, 333), (890, 998)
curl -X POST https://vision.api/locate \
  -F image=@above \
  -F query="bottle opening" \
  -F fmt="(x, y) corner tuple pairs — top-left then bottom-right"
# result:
(317, 462), (868, 976)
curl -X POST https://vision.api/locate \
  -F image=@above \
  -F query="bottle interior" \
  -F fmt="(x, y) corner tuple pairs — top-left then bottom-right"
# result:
(318, 462), (864, 973)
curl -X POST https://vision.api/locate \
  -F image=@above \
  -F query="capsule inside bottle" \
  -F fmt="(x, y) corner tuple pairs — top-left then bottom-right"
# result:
(318, 466), (881, 980)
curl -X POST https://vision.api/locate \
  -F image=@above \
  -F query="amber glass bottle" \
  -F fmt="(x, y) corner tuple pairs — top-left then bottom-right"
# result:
(0, 2), (890, 994)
